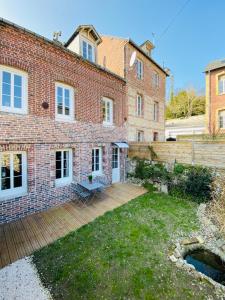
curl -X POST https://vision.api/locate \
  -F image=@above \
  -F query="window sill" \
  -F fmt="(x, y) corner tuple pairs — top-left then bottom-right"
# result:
(55, 116), (75, 123)
(0, 190), (28, 202)
(103, 122), (114, 127)
(0, 108), (28, 115)
(55, 178), (72, 187)
(92, 172), (104, 178)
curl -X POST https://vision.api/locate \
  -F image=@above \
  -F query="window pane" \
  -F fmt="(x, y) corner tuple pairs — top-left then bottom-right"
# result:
(14, 85), (22, 98)
(14, 97), (22, 108)
(88, 44), (93, 62)
(57, 87), (63, 115)
(82, 41), (87, 59)
(3, 72), (11, 84)
(64, 97), (70, 116)
(56, 169), (61, 179)
(56, 151), (61, 161)
(14, 75), (22, 87)
(2, 95), (11, 107)
(1, 154), (10, 178)
(14, 176), (22, 188)
(56, 151), (62, 179)
(1, 178), (11, 190)
(13, 154), (22, 177)
(56, 159), (61, 170)
(2, 82), (11, 95)
(63, 168), (69, 177)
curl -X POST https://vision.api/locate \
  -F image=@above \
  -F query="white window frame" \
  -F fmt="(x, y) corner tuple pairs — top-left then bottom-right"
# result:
(219, 110), (225, 129)
(136, 59), (143, 79)
(0, 151), (27, 199)
(55, 149), (73, 187)
(92, 147), (102, 176)
(0, 65), (28, 114)
(103, 97), (113, 125)
(218, 76), (225, 95)
(81, 37), (96, 63)
(153, 101), (159, 121)
(153, 71), (160, 88)
(137, 95), (143, 117)
(137, 130), (144, 142)
(55, 82), (74, 122)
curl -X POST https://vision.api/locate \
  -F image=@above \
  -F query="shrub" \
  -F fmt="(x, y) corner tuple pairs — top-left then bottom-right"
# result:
(170, 165), (213, 203)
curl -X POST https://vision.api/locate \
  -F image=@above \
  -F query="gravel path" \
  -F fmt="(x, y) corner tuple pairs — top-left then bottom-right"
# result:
(0, 257), (52, 300)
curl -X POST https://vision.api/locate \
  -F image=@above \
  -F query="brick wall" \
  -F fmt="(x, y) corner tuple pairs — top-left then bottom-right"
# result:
(0, 20), (127, 223)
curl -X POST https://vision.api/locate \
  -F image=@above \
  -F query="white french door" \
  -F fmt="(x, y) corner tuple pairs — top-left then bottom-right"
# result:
(112, 147), (120, 183)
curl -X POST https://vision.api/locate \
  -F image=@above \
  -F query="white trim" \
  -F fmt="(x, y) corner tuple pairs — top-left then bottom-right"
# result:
(102, 97), (113, 126)
(0, 151), (27, 200)
(55, 149), (73, 187)
(55, 82), (75, 122)
(92, 147), (103, 176)
(0, 65), (28, 114)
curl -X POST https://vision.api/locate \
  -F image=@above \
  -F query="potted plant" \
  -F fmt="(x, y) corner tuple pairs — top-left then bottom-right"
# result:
(88, 174), (93, 184)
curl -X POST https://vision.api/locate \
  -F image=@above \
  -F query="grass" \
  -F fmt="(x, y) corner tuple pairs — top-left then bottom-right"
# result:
(33, 191), (218, 300)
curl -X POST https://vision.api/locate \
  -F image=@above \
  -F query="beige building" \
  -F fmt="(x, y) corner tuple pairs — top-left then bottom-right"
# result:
(98, 35), (169, 142)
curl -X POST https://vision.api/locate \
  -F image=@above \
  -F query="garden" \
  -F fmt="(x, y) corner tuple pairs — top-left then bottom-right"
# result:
(32, 159), (225, 299)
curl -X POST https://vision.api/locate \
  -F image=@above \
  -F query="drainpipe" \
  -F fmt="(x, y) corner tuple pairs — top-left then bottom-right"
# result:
(208, 70), (211, 132)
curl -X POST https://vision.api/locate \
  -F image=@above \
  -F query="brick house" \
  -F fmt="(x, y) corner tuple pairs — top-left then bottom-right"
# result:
(0, 19), (128, 223)
(97, 35), (169, 142)
(205, 59), (225, 133)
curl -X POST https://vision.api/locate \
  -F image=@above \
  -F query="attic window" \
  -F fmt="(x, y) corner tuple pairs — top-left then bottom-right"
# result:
(82, 40), (95, 63)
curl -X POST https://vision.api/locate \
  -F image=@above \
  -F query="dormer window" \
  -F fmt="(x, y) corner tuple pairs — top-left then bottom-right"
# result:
(82, 39), (95, 63)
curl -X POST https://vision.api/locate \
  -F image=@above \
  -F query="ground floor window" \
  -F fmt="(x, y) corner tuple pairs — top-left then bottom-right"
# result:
(0, 152), (27, 198)
(92, 148), (102, 176)
(219, 110), (225, 129)
(55, 149), (72, 186)
(112, 147), (119, 169)
(153, 132), (159, 141)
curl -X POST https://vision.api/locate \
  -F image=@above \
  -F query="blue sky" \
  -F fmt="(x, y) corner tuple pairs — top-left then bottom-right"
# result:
(1, 0), (225, 98)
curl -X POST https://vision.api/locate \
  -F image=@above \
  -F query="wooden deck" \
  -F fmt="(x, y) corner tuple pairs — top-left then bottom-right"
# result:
(0, 183), (146, 269)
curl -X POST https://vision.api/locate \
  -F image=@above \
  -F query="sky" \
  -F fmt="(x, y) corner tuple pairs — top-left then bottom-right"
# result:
(1, 0), (225, 99)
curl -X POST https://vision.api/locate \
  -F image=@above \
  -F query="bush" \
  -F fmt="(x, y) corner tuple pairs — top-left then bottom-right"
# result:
(170, 165), (213, 203)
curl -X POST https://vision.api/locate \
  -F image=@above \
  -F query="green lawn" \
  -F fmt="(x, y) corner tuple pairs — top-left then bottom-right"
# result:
(33, 191), (218, 300)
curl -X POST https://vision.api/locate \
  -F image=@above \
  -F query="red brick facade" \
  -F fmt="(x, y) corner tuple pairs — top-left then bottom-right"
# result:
(0, 20), (127, 223)
(206, 67), (225, 133)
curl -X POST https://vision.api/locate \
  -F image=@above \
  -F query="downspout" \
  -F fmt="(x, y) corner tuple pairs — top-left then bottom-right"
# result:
(208, 70), (211, 132)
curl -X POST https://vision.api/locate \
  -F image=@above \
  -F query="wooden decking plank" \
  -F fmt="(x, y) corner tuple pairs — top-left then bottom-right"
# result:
(0, 183), (146, 269)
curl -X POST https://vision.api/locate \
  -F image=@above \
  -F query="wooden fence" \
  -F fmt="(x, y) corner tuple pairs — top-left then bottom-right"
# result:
(128, 141), (225, 169)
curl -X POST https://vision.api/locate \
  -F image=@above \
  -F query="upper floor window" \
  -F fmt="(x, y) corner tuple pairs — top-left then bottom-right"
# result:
(0, 66), (28, 114)
(92, 148), (102, 176)
(219, 110), (225, 129)
(137, 130), (144, 142)
(82, 40), (95, 63)
(136, 59), (143, 79)
(0, 152), (27, 199)
(153, 101), (159, 121)
(218, 75), (225, 95)
(137, 95), (143, 117)
(55, 83), (74, 121)
(102, 97), (113, 125)
(55, 149), (72, 186)
(153, 71), (160, 88)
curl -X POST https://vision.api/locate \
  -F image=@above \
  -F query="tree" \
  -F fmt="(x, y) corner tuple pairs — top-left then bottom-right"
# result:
(166, 89), (205, 119)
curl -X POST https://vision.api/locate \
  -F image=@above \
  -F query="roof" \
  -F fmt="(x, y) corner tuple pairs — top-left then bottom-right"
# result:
(205, 59), (225, 72)
(101, 34), (169, 76)
(0, 18), (125, 83)
(64, 25), (102, 47)
(166, 115), (205, 129)
(128, 39), (169, 76)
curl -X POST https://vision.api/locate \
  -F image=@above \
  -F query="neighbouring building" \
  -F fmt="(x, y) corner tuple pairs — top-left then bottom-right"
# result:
(165, 115), (205, 141)
(205, 59), (225, 133)
(97, 35), (169, 142)
(0, 19), (128, 223)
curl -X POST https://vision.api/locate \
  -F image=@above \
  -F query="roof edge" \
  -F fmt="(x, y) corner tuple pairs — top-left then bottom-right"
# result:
(0, 18), (126, 83)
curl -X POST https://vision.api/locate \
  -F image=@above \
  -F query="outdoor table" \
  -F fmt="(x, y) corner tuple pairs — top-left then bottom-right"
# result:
(78, 181), (104, 192)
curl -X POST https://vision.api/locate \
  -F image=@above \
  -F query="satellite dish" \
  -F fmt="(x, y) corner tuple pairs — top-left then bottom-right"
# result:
(129, 51), (137, 67)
